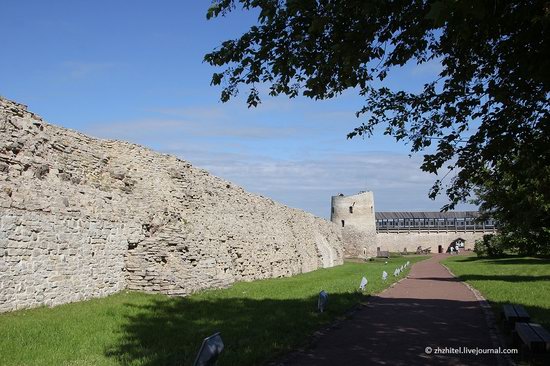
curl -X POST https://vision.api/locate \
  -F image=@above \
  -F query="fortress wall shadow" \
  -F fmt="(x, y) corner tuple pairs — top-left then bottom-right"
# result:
(104, 293), (361, 366)
(102, 294), (550, 366)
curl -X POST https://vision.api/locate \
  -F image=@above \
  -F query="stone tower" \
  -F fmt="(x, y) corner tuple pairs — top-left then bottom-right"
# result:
(331, 191), (377, 258)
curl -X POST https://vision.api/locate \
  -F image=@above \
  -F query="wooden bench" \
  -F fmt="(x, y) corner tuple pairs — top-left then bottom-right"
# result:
(515, 322), (550, 353)
(502, 304), (531, 325)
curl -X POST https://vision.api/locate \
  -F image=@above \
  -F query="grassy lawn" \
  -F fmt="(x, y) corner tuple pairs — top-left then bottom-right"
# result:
(0, 256), (425, 366)
(443, 254), (550, 329)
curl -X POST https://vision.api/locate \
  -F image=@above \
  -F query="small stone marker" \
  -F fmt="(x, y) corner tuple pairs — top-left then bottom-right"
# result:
(382, 271), (388, 281)
(359, 277), (368, 291)
(394, 268), (400, 276)
(318, 290), (328, 313)
(193, 332), (224, 366)
(400, 265), (404, 272)
(406, 261), (410, 267)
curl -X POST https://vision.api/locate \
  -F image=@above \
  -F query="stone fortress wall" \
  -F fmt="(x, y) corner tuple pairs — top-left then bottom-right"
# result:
(376, 231), (484, 254)
(0, 97), (344, 313)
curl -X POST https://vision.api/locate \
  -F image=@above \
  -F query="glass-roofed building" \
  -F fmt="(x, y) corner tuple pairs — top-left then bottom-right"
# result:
(375, 211), (497, 233)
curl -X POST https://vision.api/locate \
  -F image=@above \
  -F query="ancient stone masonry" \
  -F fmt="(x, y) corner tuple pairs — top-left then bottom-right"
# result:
(376, 231), (486, 254)
(0, 96), (344, 312)
(331, 192), (377, 258)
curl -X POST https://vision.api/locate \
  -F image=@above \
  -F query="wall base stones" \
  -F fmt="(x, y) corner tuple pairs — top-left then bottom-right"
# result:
(0, 210), (133, 312)
(340, 226), (378, 258)
(0, 96), (344, 313)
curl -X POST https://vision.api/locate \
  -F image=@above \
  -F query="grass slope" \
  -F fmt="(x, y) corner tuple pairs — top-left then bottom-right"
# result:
(0, 256), (425, 366)
(444, 255), (550, 329)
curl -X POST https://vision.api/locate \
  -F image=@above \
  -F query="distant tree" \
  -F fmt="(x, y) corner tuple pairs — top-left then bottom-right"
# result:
(475, 145), (550, 255)
(204, 1), (549, 252)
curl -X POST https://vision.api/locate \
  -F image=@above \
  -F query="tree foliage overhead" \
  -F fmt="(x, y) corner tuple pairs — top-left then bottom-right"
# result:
(205, 1), (550, 250)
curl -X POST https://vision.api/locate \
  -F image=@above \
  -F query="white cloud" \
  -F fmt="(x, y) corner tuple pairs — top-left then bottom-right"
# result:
(175, 150), (477, 218)
(85, 118), (299, 140)
(62, 61), (117, 79)
(154, 106), (227, 120)
(82, 102), (476, 219)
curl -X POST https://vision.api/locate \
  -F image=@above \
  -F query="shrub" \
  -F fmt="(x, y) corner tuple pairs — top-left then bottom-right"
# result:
(474, 234), (505, 258)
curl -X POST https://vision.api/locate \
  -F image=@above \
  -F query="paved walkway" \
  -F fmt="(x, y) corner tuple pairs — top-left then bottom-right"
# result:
(282, 254), (501, 366)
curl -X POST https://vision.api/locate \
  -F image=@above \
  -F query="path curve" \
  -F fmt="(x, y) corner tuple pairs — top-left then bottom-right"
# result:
(280, 254), (502, 366)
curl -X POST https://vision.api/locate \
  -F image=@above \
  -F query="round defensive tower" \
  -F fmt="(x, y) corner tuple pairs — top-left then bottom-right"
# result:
(331, 191), (376, 229)
(330, 191), (377, 258)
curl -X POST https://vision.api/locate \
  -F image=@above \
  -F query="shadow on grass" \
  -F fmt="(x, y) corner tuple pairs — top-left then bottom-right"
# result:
(417, 275), (550, 282)
(104, 292), (361, 366)
(103, 292), (550, 366)
(489, 300), (550, 329)
(452, 256), (550, 266)
(417, 273), (550, 325)
(483, 258), (550, 265)
(489, 300), (550, 366)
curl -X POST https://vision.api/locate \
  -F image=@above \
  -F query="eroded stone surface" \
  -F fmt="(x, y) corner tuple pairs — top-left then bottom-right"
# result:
(0, 97), (344, 312)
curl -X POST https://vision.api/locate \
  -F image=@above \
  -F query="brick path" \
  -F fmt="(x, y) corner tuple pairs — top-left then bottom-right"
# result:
(281, 254), (502, 366)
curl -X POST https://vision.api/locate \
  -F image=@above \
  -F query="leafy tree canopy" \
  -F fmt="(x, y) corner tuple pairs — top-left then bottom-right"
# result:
(205, 1), (549, 250)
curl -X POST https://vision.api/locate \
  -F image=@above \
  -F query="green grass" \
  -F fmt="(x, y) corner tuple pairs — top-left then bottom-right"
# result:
(0, 256), (425, 366)
(443, 254), (550, 329)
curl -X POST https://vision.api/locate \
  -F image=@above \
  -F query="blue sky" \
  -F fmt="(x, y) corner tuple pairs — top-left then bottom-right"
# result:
(0, 0), (476, 218)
